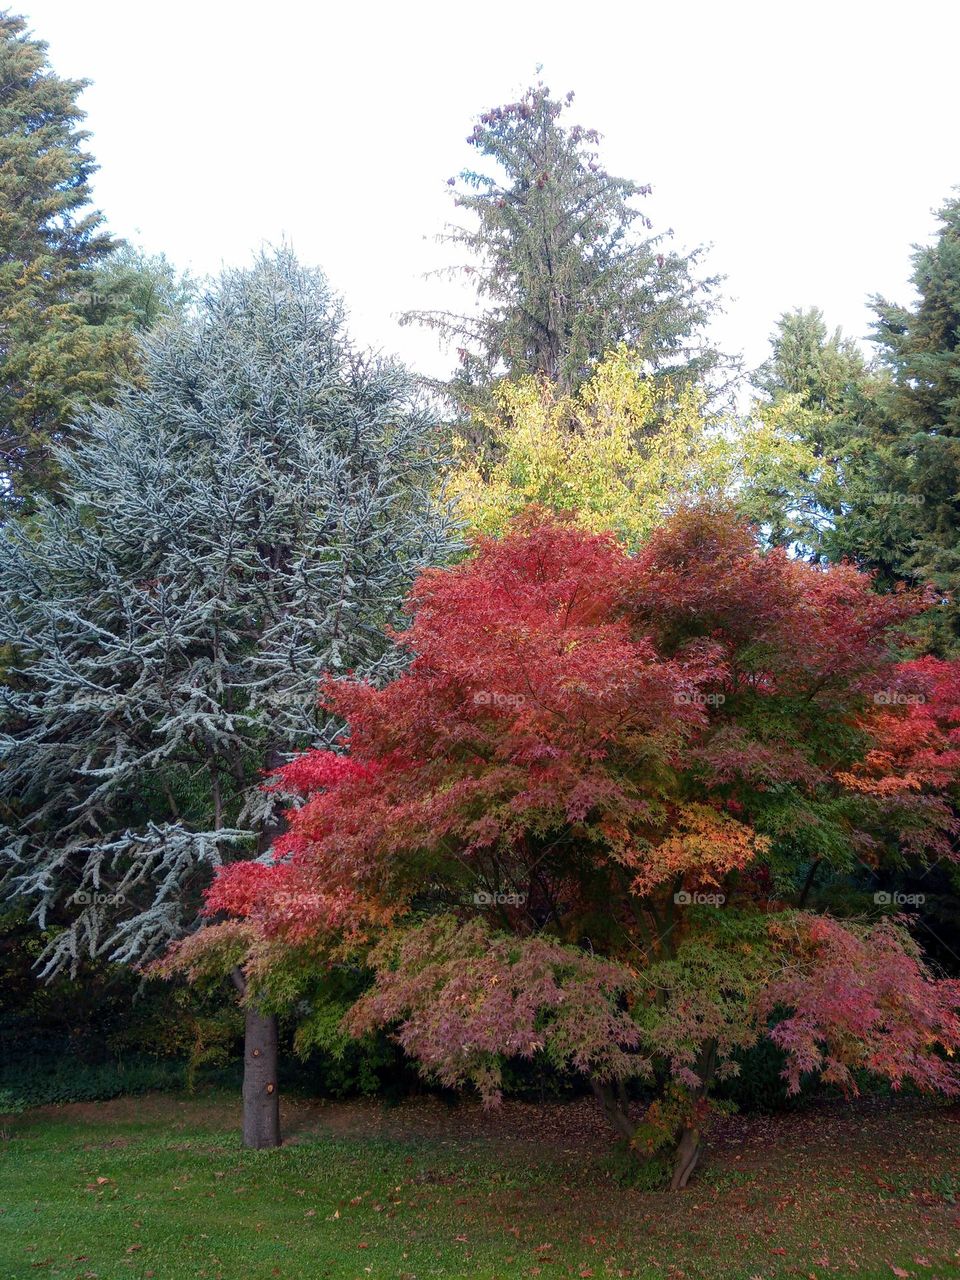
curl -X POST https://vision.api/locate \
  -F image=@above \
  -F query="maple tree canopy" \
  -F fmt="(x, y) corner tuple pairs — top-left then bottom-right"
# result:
(169, 507), (960, 1158)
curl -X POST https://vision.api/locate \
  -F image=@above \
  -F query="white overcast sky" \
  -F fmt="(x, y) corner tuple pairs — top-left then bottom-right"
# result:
(18, 0), (960, 381)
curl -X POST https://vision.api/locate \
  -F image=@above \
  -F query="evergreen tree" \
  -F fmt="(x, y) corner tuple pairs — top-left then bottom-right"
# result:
(81, 244), (195, 335)
(753, 306), (871, 415)
(0, 12), (186, 505)
(403, 82), (723, 406)
(870, 194), (960, 648)
(745, 203), (960, 649)
(739, 307), (898, 565)
(0, 250), (456, 1140)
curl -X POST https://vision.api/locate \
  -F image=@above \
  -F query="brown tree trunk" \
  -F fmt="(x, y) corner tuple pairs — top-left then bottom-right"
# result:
(670, 1124), (702, 1190)
(798, 857), (821, 908)
(241, 1004), (281, 1149)
(669, 1039), (717, 1190)
(590, 1078), (634, 1142)
(235, 745), (286, 1150)
(231, 966), (281, 1149)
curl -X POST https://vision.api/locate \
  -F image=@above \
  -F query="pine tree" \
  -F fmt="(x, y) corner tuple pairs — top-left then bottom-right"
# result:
(0, 249), (457, 1142)
(403, 82), (723, 406)
(750, 203), (960, 647)
(0, 12), (185, 504)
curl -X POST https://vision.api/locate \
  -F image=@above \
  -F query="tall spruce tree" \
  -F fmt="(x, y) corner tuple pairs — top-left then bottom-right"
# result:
(403, 82), (723, 405)
(0, 11), (186, 505)
(870, 194), (960, 648)
(0, 249), (457, 1144)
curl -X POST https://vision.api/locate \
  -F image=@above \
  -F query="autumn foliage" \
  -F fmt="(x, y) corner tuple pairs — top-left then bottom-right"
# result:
(187, 506), (960, 1185)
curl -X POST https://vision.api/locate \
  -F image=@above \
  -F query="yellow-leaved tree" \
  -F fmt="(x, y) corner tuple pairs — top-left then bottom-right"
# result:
(449, 347), (737, 545)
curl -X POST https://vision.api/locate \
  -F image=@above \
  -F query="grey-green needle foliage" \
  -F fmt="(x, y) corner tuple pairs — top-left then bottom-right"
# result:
(0, 248), (458, 974)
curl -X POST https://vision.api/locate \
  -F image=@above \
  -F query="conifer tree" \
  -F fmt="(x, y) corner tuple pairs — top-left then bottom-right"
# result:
(0, 249), (456, 1144)
(403, 82), (723, 406)
(742, 202), (960, 652)
(870, 194), (960, 648)
(739, 308), (895, 564)
(0, 11), (186, 504)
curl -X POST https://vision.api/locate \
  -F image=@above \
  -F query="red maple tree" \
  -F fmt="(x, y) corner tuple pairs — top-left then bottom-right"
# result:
(173, 507), (960, 1188)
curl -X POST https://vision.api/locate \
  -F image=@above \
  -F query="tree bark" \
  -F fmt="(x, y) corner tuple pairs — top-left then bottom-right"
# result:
(798, 857), (821, 908)
(669, 1039), (717, 1190)
(241, 1003), (281, 1149)
(590, 1078), (634, 1142)
(670, 1124), (702, 1190)
(231, 966), (281, 1149)
(234, 744), (287, 1150)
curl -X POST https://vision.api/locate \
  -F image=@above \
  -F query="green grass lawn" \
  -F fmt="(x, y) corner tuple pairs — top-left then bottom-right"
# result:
(2, 1091), (959, 1280)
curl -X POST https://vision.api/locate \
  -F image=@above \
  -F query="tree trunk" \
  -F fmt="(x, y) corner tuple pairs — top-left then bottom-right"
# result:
(670, 1125), (702, 1190)
(668, 1039), (717, 1190)
(236, 745), (286, 1150)
(241, 1003), (281, 1149)
(590, 1078), (634, 1142)
(231, 966), (281, 1149)
(798, 857), (821, 908)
